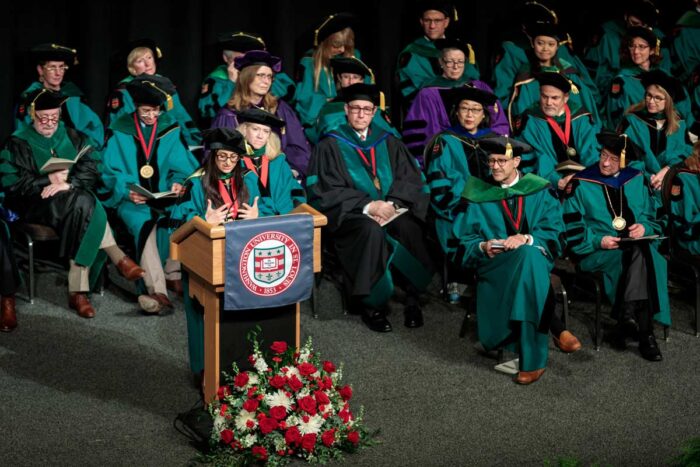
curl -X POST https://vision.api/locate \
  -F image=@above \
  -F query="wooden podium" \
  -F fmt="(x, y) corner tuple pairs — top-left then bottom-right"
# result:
(170, 204), (327, 403)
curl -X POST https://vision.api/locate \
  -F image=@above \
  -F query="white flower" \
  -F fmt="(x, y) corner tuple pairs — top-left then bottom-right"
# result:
(254, 357), (269, 374)
(234, 410), (257, 431)
(248, 373), (260, 386)
(213, 414), (226, 434)
(241, 433), (257, 448)
(286, 366), (301, 380)
(286, 414), (300, 426)
(297, 388), (311, 399)
(265, 389), (292, 410)
(298, 414), (324, 435)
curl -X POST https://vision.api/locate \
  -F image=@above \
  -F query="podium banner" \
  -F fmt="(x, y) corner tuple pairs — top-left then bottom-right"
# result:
(223, 214), (314, 310)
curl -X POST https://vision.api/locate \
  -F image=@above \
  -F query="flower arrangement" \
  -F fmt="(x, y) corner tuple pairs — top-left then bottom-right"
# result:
(203, 335), (375, 466)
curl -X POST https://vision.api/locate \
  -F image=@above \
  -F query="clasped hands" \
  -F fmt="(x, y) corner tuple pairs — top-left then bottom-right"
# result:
(482, 234), (529, 258)
(367, 200), (397, 224)
(41, 169), (70, 199)
(600, 223), (645, 250)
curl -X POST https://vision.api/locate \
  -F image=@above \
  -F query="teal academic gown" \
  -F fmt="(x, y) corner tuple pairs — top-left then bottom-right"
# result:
(451, 174), (565, 371)
(563, 166), (670, 325)
(668, 169), (700, 255)
(671, 9), (700, 84)
(16, 81), (105, 150)
(396, 36), (442, 99)
(197, 65), (297, 123)
(107, 75), (202, 147)
(101, 111), (198, 265)
(519, 104), (599, 187)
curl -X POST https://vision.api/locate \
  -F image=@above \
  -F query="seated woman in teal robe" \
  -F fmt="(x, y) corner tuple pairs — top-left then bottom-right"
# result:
(606, 27), (690, 129)
(619, 71), (693, 192)
(101, 75), (198, 315)
(667, 141), (700, 255)
(106, 39), (202, 148)
(170, 128), (259, 378)
(294, 12), (362, 129)
(1, 89), (144, 319)
(197, 32), (296, 126)
(16, 43), (104, 151)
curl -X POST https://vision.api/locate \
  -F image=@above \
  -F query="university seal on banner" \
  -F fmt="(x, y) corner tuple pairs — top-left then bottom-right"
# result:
(239, 230), (301, 296)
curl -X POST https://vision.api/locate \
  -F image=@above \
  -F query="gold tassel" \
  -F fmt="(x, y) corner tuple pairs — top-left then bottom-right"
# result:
(505, 141), (513, 159)
(155, 47), (163, 59)
(654, 38), (660, 57)
(245, 141), (254, 155)
(166, 94), (174, 111)
(379, 91), (386, 111)
(467, 43), (476, 65)
(569, 79), (579, 95)
(453, 6), (458, 22)
(28, 88), (47, 121)
(620, 134), (628, 168)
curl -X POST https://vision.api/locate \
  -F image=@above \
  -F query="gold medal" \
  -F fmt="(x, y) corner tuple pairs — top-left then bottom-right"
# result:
(566, 147), (577, 158)
(140, 164), (154, 179)
(373, 177), (381, 190)
(612, 216), (626, 231)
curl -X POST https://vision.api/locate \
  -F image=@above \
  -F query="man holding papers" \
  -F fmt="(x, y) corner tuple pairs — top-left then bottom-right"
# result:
(101, 75), (198, 314)
(307, 83), (433, 332)
(563, 131), (670, 361)
(0, 89), (145, 318)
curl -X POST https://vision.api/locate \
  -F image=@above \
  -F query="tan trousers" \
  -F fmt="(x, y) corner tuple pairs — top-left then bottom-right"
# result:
(68, 224), (118, 292)
(140, 226), (180, 295)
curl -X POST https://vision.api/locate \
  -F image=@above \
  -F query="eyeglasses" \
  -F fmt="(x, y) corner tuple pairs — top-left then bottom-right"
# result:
(138, 109), (162, 118)
(330, 41), (345, 48)
(443, 59), (465, 67)
(255, 72), (274, 81)
(458, 106), (484, 115)
(35, 114), (60, 124)
(421, 18), (446, 25)
(216, 154), (240, 162)
(628, 44), (650, 51)
(43, 65), (69, 73)
(644, 92), (665, 103)
(600, 152), (620, 163)
(487, 158), (511, 167)
(347, 104), (375, 115)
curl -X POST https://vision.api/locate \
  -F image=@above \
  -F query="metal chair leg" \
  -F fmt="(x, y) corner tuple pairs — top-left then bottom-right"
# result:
(23, 231), (35, 305)
(311, 272), (321, 319)
(593, 279), (602, 351)
(694, 266), (700, 338)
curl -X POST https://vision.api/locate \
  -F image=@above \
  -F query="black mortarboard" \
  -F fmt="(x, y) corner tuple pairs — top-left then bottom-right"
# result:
(126, 74), (175, 110)
(331, 56), (372, 79)
(233, 50), (282, 73)
(202, 128), (247, 154)
(625, 26), (660, 55)
(338, 83), (380, 105)
(536, 71), (572, 93)
(526, 22), (562, 41)
(418, 2), (458, 21)
(596, 130), (643, 168)
(521, 1), (559, 26)
(116, 38), (162, 69)
(446, 86), (498, 110)
(314, 12), (356, 47)
(31, 43), (78, 65)
(479, 136), (533, 158)
(217, 32), (266, 53)
(237, 108), (286, 129)
(639, 69), (684, 102)
(624, 0), (659, 27)
(25, 89), (67, 120)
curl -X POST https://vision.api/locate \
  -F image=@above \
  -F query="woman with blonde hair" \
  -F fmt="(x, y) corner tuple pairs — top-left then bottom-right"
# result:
(619, 70), (692, 191)
(294, 12), (361, 128)
(212, 50), (311, 179)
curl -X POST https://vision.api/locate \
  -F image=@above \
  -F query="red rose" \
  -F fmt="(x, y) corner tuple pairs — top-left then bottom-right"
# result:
(259, 416), (279, 434)
(347, 430), (360, 445)
(287, 375), (303, 392)
(251, 445), (268, 461)
(220, 429), (234, 444)
(322, 361), (336, 373)
(219, 403), (228, 416)
(284, 426), (301, 446)
(321, 429), (336, 447)
(272, 356), (282, 363)
(279, 421), (287, 429)
(301, 433), (317, 452)
(297, 362), (317, 377)
(270, 341), (288, 354)
(247, 354), (256, 364)
(297, 395), (317, 415)
(269, 406), (287, 421)
(217, 386), (230, 399)
(319, 376), (333, 390)
(234, 372), (249, 388)
(338, 409), (352, 423)
(269, 375), (287, 389)
(243, 398), (260, 412)
(314, 390), (330, 405)
(338, 385), (353, 401)
(246, 419), (255, 429)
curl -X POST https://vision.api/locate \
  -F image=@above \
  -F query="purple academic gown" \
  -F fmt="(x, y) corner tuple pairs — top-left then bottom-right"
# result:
(211, 99), (312, 178)
(402, 80), (509, 167)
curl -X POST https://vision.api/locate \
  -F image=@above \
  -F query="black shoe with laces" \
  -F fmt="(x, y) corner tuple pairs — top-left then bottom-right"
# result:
(639, 334), (663, 362)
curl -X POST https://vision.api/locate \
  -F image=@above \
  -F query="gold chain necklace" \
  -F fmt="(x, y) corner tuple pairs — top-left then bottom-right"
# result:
(603, 185), (626, 231)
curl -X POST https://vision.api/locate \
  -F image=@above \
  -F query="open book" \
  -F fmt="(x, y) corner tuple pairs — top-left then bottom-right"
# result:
(40, 145), (91, 173)
(368, 207), (408, 227)
(128, 183), (178, 199)
(619, 235), (666, 242)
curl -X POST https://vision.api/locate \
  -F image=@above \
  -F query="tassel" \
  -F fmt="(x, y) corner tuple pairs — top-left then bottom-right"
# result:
(166, 94), (174, 111)
(505, 141), (513, 159)
(453, 6), (458, 22)
(28, 88), (47, 121)
(654, 38), (660, 57)
(569, 80), (579, 94)
(155, 47), (163, 59)
(379, 91), (386, 111)
(620, 134), (628, 168)
(467, 43), (476, 65)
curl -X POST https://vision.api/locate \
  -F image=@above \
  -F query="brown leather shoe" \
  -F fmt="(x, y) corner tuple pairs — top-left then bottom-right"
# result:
(0, 296), (17, 332)
(553, 330), (582, 353)
(166, 279), (183, 297)
(152, 293), (173, 308)
(116, 256), (146, 281)
(514, 368), (545, 385)
(69, 293), (96, 318)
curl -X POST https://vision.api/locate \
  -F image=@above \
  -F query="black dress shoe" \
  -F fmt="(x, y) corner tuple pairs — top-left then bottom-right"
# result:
(639, 334), (663, 362)
(622, 317), (639, 341)
(404, 304), (424, 328)
(361, 308), (392, 333)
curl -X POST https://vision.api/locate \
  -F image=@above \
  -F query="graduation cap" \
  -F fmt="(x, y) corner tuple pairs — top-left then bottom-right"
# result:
(338, 83), (380, 106)
(596, 130), (644, 168)
(526, 21), (563, 41)
(233, 50), (282, 73)
(625, 26), (659, 56)
(418, 2), (458, 21)
(555, 160), (586, 174)
(237, 108), (285, 129)
(314, 12), (356, 47)
(25, 88), (67, 120)
(330, 56), (372, 80)
(479, 136), (533, 158)
(31, 43), (78, 65)
(535, 72), (572, 94)
(446, 86), (498, 112)
(624, 0), (659, 27)
(202, 128), (247, 154)
(217, 32), (266, 52)
(521, 1), (559, 26)
(126, 74), (175, 110)
(639, 69), (684, 102)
